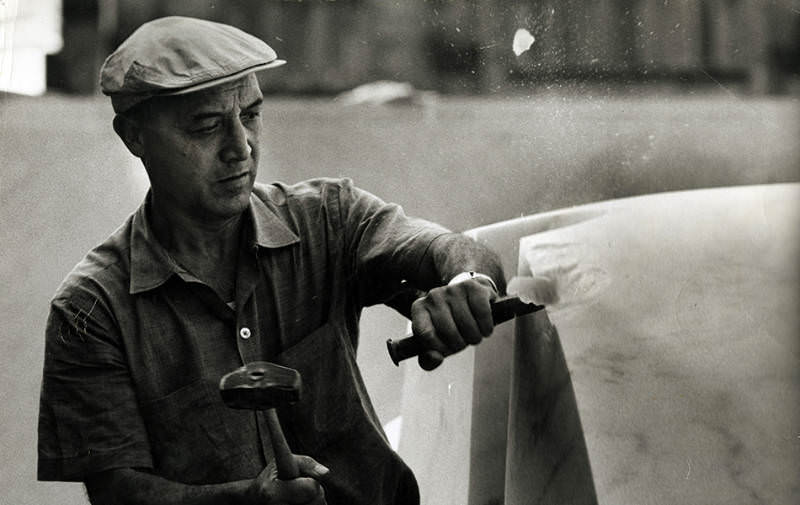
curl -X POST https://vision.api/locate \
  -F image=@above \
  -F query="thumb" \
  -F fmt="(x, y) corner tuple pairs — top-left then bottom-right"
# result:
(294, 454), (330, 479)
(418, 349), (444, 371)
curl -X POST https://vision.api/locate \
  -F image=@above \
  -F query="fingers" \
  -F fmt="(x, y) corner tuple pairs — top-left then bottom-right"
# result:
(280, 455), (328, 504)
(294, 454), (330, 480)
(450, 290), (484, 345)
(411, 279), (497, 369)
(465, 281), (494, 337)
(412, 291), (464, 355)
(251, 457), (328, 504)
(277, 477), (326, 504)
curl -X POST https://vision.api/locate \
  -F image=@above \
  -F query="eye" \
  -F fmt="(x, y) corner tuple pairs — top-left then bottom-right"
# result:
(191, 122), (219, 134)
(241, 110), (261, 122)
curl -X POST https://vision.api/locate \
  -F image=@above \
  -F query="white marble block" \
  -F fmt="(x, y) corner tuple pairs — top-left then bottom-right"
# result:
(517, 184), (800, 505)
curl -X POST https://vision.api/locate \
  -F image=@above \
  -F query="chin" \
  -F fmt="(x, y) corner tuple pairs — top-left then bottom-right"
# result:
(204, 193), (250, 221)
(229, 191), (253, 214)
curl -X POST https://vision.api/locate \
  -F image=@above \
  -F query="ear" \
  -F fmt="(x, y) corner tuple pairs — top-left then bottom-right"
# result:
(113, 114), (146, 159)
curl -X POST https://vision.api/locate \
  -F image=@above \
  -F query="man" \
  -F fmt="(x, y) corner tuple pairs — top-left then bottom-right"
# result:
(38, 16), (505, 505)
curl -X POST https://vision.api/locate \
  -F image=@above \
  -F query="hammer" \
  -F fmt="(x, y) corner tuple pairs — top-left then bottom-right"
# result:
(219, 361), (302, 479)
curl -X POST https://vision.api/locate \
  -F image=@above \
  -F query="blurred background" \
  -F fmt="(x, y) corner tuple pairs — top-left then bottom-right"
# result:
(4, 0), (799, 96)
(2, 1), (799, 504)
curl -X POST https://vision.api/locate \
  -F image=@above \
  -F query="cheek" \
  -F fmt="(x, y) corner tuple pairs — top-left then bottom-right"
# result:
(174, 138), (222, 171)
(248, 121), (262, 142)
(249, 129), (262, 157)
(176, 138), (203, 158)
(147, 141), (204, 184)
(147, 136), (190, 165)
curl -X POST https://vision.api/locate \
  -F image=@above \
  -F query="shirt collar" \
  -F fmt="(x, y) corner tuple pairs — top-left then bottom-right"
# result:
(248, 188), (300, 249)
(129, 190), (299, 294)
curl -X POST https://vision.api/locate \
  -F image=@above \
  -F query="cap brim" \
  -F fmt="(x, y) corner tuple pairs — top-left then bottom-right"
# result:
(111, 59), (286, 113)
(165, 59), (287, 96)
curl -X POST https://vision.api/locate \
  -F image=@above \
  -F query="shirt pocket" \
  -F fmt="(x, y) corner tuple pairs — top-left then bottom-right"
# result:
(275, 321), (375, 454)
(140, 378), (237, 484)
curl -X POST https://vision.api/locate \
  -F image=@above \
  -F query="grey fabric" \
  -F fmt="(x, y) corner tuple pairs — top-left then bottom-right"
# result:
(38, 178), (447, 503)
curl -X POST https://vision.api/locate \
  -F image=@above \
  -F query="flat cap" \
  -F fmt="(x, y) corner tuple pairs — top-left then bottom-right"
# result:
(100, 16), (285, 113)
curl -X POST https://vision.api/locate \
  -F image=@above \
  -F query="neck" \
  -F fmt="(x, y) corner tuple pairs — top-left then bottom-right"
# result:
(148, 194), (244, 262)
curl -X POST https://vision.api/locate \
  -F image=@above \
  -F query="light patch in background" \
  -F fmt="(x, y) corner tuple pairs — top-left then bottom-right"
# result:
(1, 47), (47, 95)
(512, 28), (535, 57)
(128, 157), (152, 197)
(336, 80), (415, 105)
(383, 415), (403, 451)
(0, 0), (63, 95)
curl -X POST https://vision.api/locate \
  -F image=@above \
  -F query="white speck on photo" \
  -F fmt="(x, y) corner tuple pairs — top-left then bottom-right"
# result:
(512, 28), (535, 57)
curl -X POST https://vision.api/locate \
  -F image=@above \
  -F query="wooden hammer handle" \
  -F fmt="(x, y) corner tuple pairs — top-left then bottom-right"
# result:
(264, 408), (299, 480)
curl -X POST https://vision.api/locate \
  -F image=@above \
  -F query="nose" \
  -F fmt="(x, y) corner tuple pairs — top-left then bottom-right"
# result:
(220, 116), (252, 163)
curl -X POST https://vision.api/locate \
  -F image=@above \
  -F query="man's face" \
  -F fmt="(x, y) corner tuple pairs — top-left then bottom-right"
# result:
(136, 74), (264, 221)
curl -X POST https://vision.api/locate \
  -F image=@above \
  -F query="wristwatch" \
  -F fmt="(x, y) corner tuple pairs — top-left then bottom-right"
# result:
(448, 271), (499, 294)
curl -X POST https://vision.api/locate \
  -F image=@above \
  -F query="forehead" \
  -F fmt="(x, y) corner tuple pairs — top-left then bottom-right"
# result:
(159, 74), (263, 116)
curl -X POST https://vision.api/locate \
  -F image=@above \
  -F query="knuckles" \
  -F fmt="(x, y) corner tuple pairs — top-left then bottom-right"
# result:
(411, 279), (496, 356)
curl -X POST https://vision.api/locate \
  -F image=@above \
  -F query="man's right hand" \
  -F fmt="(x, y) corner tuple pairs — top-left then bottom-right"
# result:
(245, 455), (329, 504)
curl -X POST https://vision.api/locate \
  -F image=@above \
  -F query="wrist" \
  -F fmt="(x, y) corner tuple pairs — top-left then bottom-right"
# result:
(235, 479), (260, 505)
(448, 271), (499, 294)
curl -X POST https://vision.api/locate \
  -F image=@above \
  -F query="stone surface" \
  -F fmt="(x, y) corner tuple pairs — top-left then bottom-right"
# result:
(505, 310), (597, 505)
(517, 184), (800, 505)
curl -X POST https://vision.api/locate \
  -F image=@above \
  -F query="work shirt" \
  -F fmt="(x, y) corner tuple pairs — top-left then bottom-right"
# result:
(38, 178), (448, 504)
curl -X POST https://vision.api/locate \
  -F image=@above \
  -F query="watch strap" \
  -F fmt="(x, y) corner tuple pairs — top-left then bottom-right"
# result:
(448, 271), (499, 294)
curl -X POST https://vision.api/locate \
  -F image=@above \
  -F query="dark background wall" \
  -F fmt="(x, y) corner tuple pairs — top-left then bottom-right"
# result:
(48, 0), (800, 96)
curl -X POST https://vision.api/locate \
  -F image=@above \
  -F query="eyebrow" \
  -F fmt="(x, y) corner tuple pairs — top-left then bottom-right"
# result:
(189, 98), (264, 121)
(244, 98), (263, 111)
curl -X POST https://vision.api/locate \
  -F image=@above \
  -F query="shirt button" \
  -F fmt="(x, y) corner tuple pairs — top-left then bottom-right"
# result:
(239, 327), (251, 339)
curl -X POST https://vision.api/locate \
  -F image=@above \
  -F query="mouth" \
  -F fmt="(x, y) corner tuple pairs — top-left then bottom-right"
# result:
(218, 171), (249, 183)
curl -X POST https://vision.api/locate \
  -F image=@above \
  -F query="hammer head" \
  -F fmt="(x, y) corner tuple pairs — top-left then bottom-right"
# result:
(219, 361), (302, 410)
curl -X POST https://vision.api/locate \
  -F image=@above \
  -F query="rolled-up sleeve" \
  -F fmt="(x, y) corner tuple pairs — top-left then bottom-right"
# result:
(38, 286), (152, 481)
(336, 179), (450, 307)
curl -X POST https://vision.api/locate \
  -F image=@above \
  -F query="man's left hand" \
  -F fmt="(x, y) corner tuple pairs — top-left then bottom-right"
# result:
(410, 278), (498, 371)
